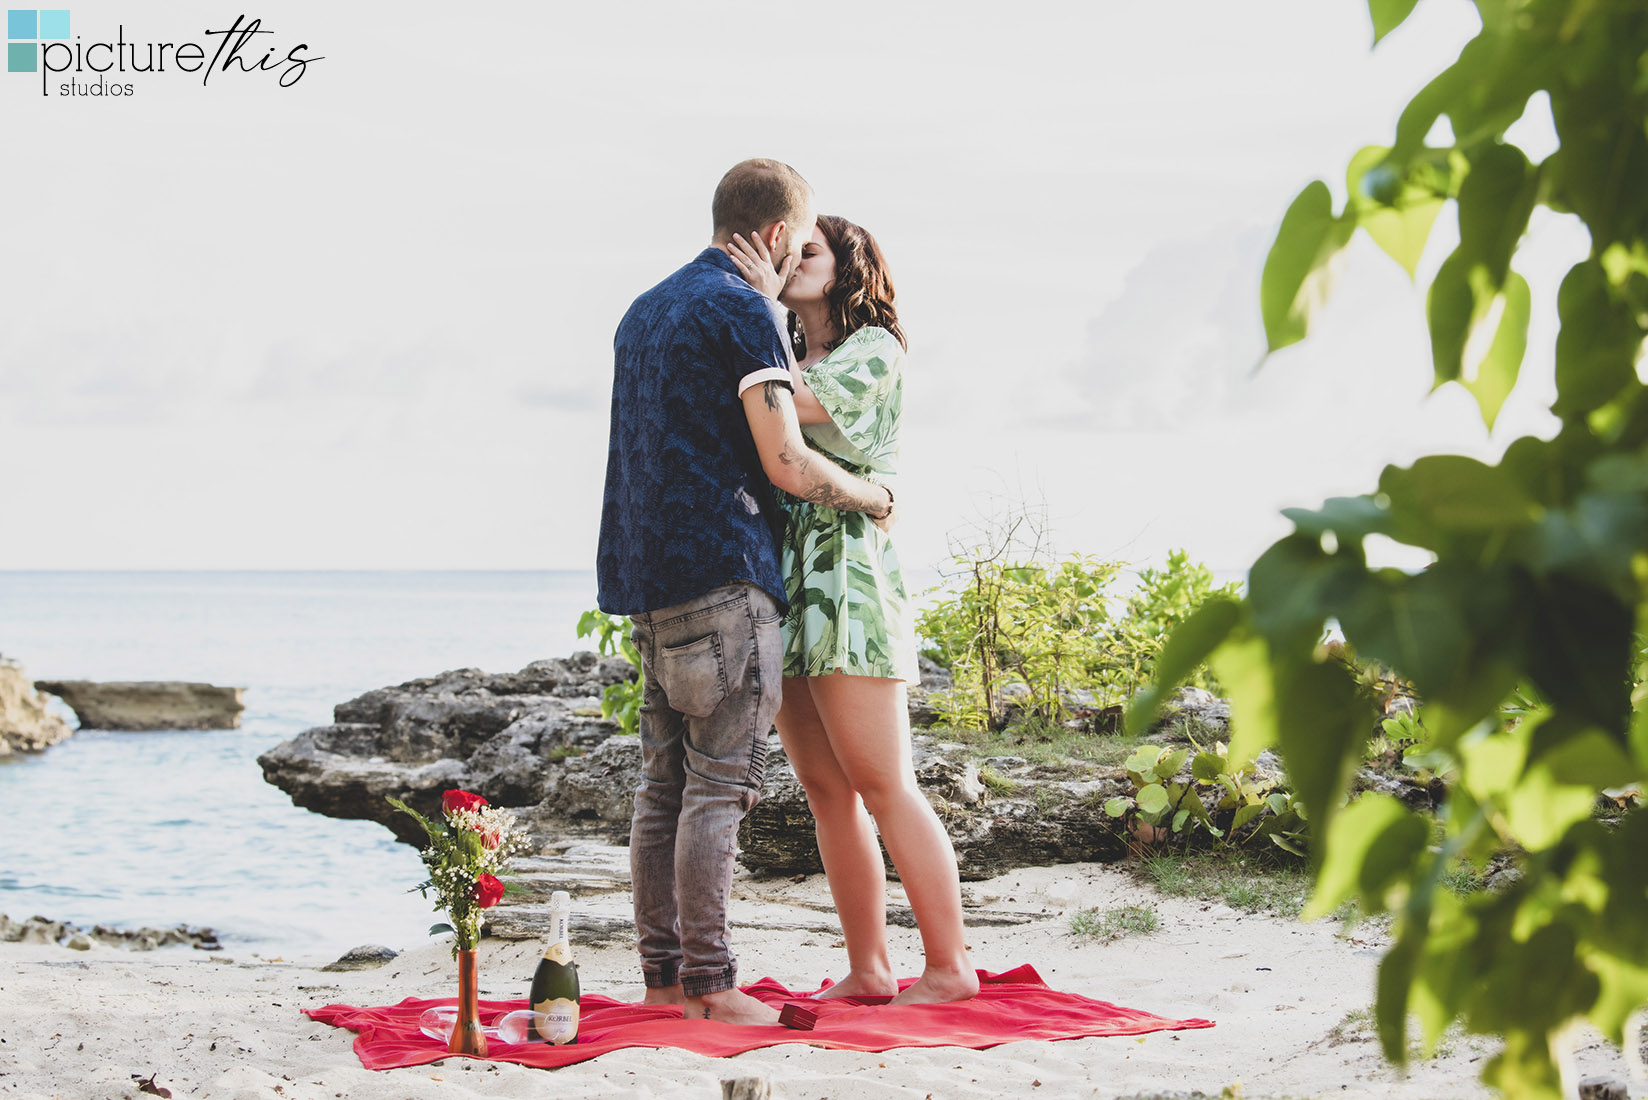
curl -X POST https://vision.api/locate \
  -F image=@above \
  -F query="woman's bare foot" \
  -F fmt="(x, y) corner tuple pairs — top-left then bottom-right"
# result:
(643, 984), (685, 1006)
(683, 987), (781, 1025)
(813, 968), (898, 1000)
(889, 964), (979, 1005)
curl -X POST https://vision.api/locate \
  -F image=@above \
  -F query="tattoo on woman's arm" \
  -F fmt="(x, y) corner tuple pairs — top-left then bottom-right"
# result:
(761, 380), (785, 413)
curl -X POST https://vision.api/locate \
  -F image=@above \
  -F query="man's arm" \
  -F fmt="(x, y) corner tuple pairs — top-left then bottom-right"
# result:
(742, 380), (893, 524)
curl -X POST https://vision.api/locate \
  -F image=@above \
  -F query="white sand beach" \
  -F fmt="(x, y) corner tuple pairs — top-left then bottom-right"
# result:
(3, 861), (1641, 1100)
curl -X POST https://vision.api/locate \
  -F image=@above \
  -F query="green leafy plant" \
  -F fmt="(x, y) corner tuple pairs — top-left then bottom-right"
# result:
(1103, 741), (1306, 855)
(1131, 3), (1648, 1095)
(919, 553), (1117, 729)
(919, 547), (1232, 731)
(577, 609), (642, 735)
(1107, 550), (1243, 698)
(1366, 711), (1428, 768)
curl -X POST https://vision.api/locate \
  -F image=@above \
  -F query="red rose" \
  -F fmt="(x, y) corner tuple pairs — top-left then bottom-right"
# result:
(473, 873), (505, 909)
(479, 825), (501, 849)
(442, 789), (488, 816)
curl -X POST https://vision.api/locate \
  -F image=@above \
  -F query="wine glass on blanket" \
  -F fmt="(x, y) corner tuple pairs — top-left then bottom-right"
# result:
(417, 1006), (551, 1044)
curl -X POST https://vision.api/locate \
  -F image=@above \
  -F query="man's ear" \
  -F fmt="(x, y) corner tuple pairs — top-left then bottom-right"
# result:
(763, 222), (787, 251)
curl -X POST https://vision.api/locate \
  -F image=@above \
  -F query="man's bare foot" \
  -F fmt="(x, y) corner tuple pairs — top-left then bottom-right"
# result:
(643, 983), (685, 1006)
(683, 987), (781, 1026)
(813, 968), (898, 1000)
(889, 964), (979, 1005)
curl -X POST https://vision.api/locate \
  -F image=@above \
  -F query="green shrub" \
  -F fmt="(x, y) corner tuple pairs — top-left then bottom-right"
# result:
(917, 548), (1238, 731)
(1110, 550), (1242, 698)
(575, 610), (642, 736)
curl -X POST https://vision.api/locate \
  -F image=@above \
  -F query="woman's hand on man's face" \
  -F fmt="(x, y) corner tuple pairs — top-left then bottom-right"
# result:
(726, 232), (793, 300)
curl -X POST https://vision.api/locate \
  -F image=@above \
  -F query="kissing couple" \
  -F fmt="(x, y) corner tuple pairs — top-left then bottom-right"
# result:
(596, 158), (979, 1025)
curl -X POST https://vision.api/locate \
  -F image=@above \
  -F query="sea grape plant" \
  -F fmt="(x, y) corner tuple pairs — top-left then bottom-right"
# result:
(576, 610), (642, 735)
(1103, 741), (1305, 854)
(1130, 3), (1648, 1096)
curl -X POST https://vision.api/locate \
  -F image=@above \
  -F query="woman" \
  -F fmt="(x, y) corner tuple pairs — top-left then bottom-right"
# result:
(727, 217), (977, 1006)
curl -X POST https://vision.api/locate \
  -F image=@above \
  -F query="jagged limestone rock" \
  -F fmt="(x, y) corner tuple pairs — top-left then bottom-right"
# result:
(0, 659), (73, 754)
(257, 654), (630, 841)
(261, 653), (1140, 883)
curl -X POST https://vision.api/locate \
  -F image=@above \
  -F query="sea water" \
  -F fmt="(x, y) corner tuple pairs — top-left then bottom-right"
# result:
(0, 571), (599, 962)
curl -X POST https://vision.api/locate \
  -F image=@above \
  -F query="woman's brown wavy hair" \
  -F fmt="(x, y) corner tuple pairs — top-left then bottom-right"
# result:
(791, 214), (908, 358)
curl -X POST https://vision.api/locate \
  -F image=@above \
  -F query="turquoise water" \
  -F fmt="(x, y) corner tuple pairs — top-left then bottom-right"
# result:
(0, 571), (599, 961)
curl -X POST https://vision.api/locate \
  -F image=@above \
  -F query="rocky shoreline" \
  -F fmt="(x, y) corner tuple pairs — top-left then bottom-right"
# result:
(256, 653), (637, 845)
(1, 656), (248, 752)
(252, 652), (1252, 948)
(0, 912), (221, 952)
(255, 653), (1169, 887)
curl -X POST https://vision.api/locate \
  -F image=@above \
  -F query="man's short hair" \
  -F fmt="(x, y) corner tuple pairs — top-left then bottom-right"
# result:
(712, 159), (813, 238)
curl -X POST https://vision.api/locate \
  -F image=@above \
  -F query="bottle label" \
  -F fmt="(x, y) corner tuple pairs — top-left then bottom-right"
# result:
(543, 941), (572, 965)
(532, 997), (579, 1044)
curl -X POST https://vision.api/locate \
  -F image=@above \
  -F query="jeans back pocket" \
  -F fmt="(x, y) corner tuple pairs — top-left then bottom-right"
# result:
(657, 632), (728, 718)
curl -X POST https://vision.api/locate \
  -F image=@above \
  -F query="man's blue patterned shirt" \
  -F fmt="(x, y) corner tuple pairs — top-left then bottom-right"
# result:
(596, 248), (795, 615)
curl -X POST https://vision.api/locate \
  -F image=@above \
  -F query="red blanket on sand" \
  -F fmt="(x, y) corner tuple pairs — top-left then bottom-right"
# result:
(306, 965), (1213, 1071)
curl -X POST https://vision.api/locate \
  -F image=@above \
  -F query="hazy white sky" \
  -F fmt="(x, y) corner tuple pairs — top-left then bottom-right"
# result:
(0, 0), (1580, 574)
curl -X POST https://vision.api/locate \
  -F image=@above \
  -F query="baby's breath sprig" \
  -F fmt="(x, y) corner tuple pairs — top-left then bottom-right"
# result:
(386, 789), (526, 954)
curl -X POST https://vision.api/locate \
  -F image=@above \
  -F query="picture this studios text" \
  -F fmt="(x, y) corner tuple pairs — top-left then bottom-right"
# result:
(33, 14), (322, 97)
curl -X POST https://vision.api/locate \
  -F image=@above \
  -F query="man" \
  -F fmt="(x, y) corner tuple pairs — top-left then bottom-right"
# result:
(596, 158), (895, 1026)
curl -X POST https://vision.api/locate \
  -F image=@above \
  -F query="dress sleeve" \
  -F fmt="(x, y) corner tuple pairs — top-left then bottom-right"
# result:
(803, 328), (904, 468)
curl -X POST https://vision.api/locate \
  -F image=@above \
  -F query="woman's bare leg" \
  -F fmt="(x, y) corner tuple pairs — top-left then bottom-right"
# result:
(807, 674), (978, 1005)
(775, 676), (897, 998)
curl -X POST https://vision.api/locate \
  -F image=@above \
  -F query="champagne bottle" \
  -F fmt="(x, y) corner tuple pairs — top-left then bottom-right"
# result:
(527, 890), (579, 1044)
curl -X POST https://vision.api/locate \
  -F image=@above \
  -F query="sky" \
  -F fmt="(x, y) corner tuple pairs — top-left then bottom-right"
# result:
(0, 0), (1585, 576)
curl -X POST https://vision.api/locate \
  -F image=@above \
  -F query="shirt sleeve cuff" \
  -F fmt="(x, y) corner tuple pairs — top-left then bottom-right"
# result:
(737, 367), (794, 397)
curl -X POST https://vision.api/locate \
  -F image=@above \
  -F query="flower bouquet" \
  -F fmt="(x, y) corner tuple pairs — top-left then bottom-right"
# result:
(387, 788), (526, 1054)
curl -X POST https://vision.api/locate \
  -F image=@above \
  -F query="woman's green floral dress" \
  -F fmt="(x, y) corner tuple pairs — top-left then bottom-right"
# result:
(776, 326), (920, 682)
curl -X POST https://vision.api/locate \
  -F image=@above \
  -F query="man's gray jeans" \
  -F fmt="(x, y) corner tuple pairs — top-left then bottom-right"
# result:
(628, 581), (781, 997)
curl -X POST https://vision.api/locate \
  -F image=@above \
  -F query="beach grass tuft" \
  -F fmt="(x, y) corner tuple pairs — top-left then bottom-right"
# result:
(1069, 903), (1159, 942)
(1138, 853), (1314, 917)
(932, 721), (1146, 770)
(1326, 1005), (1470, 1061)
